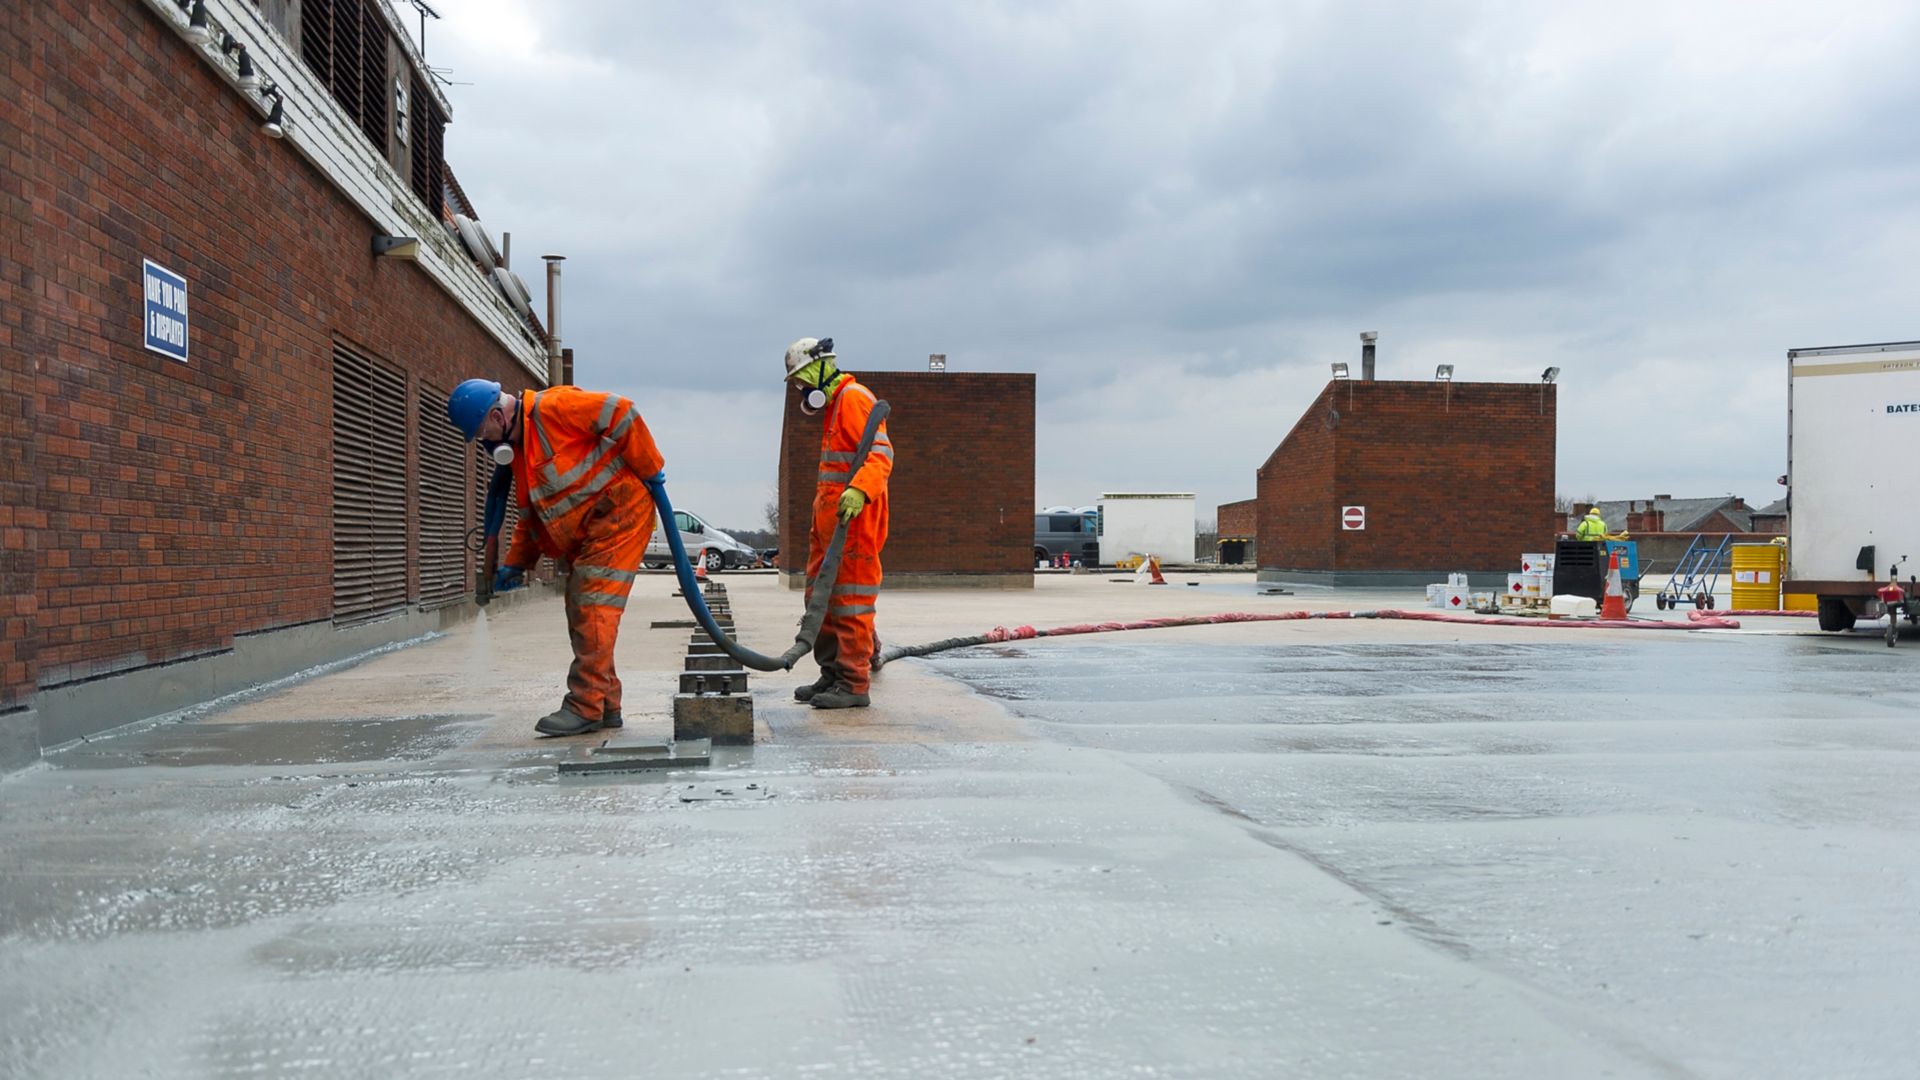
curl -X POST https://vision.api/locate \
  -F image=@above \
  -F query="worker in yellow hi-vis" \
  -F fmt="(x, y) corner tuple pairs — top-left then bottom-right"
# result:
(1575, 508), (1609, 541)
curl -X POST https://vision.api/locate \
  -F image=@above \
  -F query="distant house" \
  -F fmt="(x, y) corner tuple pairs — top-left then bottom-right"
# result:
(1576, 495), (1762, 535)
(1750, 497), (1788, 535)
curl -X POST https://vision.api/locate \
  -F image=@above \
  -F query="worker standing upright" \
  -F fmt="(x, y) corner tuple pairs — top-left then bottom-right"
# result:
(1575, 507), (1609, 541)
(784, 337), (893, 709)
(446, 378), (665, 737)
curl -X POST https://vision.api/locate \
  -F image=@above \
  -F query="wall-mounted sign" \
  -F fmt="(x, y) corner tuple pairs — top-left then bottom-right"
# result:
(1341, 505), (1366, 531)
(142, 258), (189, 363)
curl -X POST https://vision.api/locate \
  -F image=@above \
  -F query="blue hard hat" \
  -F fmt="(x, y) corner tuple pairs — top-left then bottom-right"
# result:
(447, 378), (503, 441)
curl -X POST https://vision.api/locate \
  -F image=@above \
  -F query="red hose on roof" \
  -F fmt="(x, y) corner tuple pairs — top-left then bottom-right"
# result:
(876, 608), (1741, 666)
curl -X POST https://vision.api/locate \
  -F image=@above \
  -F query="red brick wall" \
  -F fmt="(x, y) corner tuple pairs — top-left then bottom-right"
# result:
(0, 12), (38, 710)
(779, 371), (1035, 582)
(7, 1), (543, 689)
(1259, 382), (1557, 573)
(1256, 384), (1338, 570)
(1216, 498), (1257, 538)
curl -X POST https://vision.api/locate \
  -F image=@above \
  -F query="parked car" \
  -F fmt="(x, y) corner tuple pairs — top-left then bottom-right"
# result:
(1034, 510), (1100, 566)
(644, 509), (760, 573)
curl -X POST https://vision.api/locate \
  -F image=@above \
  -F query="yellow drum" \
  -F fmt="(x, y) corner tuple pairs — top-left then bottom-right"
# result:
(1730, 543), (1784, 610)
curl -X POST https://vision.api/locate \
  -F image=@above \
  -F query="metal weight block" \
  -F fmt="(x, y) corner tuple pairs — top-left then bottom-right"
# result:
(673, 691), (754, 745)
(680, 670), (749, 695)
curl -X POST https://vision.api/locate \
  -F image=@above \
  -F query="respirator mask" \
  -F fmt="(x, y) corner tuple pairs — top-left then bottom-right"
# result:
(484, 442), (514, 466)
(799, 386), (829, 415)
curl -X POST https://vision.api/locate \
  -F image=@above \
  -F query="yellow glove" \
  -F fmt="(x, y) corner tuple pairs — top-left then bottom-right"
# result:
(837, 488), (868, 522)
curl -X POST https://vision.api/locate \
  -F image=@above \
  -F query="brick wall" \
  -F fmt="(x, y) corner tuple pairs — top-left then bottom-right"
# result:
(0, 6), (36, 708)
(1258, 381), (1556, 574)
(7, 1), (542, 690)
(1256, 385), (1338, 571)
(778, 371), (1035, 583)
(1216, 498), (1257, 538)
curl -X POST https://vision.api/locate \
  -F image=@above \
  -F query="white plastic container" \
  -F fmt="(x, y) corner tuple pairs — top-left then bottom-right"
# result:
(1549, 594), (1597, 619)
(1442, 587), (1472, 612)
(1426, 583), (1446, 607)
(1519, 553), (1551, 574)
(1447, 572), (1469, 589)
(1506, 573), (1528, 597)
(1526, 571), (1552, 596)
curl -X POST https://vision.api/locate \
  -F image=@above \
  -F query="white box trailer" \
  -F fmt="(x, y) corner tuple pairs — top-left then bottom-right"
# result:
(1786, 341), (1920, 630)
(1098, 492), (1195, 566)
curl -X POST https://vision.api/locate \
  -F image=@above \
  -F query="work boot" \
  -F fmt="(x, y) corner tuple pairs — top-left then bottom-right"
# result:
(808, 683), (870, 710)
(534, 706), (608, 737)
(793, 671), (836, 703)
(602, 709), (623, 729)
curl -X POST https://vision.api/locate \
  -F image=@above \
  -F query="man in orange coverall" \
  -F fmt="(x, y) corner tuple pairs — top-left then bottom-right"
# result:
(446, 378), (663, 737)
(783, 337), (892, 709)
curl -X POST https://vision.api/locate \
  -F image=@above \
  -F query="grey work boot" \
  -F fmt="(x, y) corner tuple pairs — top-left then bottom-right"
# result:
(534, 706), (609, 737)
(793, 671), (836, 703)
(808, 684), (870, 710)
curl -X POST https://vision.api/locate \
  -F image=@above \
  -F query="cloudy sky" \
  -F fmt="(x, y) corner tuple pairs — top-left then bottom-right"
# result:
(416, 0), (1920, 530)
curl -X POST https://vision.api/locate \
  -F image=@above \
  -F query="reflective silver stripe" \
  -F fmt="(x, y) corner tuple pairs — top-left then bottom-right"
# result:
(575, 564), (637, 585)
(870, 445), (894, 461)
(829, 603), (876, 617)
(832, 584), (881, 596)
(577, 591), (629, 610)
(536, 438), (616, 500)
(541, 454), (622, 519)
(593, 394), (620, 433)
(820, 451), (856, 464)
(818, 470), (851, 483)
(531, 394), (554, 456)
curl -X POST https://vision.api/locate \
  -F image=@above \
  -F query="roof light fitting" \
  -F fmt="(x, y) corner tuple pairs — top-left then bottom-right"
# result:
(179, 0), (211, 45)
(373, 235), (421, 260)
(929, 353), (947, 372)
(1541, 366), (1561, 384)
(259, 84), (286, 138)
(219, 33), (260, 91)
(1330, 362), (1350, 380)
(1434, 364), (1454, 382)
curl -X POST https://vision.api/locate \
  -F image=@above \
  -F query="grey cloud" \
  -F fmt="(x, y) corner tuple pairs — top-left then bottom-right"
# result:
(428, 1), (1920, 523)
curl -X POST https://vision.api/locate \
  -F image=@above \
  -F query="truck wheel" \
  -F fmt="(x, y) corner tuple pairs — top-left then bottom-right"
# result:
(1817, 597), (1857, 632)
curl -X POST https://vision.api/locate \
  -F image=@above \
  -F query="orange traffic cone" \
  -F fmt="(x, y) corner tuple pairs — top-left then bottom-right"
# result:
(1600, 549), (1628, 620)
(1147, 556), (1168, 585)
(694, 558), (708, 582)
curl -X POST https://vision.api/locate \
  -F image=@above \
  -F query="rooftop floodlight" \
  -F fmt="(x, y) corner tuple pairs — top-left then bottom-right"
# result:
(1331, 362), (1350, 380)
(373, 234), (421, 260)
(1359, 331), (1378, 343)
(1542, 366), (1561, 384)
(929, 353), (947, 372)
(220, 34), (261, 90)
(180, 0), (211, 44)
(1435, 364), (1454, 382)
(260, 87), (286, 138)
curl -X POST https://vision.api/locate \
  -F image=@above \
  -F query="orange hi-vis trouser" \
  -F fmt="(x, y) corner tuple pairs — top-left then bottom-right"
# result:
(804, 377), (892, 696)
(504, 388), (664, 722)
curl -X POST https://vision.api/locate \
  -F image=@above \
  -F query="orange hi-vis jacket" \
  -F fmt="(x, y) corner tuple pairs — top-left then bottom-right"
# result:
(810, 375), (892, 558)
(806, 376), (892, 695)
(505, 387), (664, 569)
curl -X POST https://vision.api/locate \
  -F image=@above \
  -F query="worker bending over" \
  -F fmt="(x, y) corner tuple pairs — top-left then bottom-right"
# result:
(785, 337), (893, 709)
(446, 378), (664, 737)
(1575, 507), (1609, 541)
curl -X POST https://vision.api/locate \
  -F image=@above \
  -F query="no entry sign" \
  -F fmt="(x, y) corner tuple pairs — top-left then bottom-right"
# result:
(1341, 506), (1366, 531)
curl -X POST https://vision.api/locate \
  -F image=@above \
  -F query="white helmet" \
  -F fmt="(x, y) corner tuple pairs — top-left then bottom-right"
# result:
(783, 336), (834, 380)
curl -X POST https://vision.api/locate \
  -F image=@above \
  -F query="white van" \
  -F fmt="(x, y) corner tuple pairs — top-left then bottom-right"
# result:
(644, 509), (759, 573)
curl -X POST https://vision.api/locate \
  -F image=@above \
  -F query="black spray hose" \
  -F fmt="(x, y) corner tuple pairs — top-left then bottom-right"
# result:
(646, 400), (891, 673)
